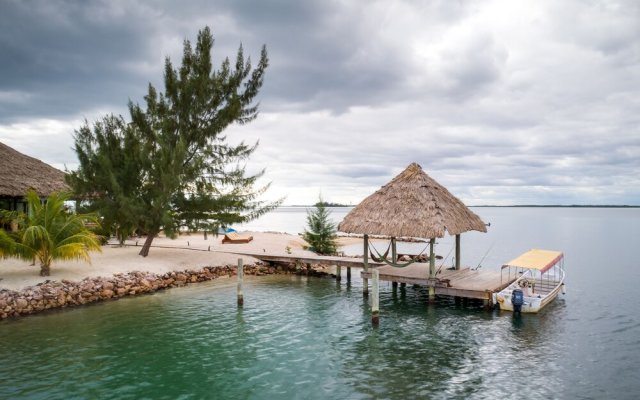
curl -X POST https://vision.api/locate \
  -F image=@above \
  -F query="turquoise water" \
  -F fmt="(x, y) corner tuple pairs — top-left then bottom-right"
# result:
(1, 207), (639, 399)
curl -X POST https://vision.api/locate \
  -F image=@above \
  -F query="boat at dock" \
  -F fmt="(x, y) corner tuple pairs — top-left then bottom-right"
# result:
(493, 249), (565, 313)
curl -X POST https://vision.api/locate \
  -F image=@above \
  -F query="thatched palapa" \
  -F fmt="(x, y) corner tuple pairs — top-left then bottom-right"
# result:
(338, 162), (486, 239)
(0, 141), (69, 198)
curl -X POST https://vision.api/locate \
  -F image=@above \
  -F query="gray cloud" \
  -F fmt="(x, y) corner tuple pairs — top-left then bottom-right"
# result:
(0, 0), (638, 205)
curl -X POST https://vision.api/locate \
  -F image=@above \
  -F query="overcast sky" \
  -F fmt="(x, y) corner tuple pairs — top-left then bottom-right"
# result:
(1, 0), (638, 205)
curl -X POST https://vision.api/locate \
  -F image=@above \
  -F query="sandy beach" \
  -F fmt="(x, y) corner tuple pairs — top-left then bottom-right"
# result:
(0, 232), (364, 291)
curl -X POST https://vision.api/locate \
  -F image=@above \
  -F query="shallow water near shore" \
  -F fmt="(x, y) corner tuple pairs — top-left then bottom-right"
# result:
(1, 207), (639, 399)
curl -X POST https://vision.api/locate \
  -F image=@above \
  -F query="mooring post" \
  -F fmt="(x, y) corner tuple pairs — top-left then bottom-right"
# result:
(363, 234), (369, 297)
(336, 265), (342, 281)
(372, 269), (380, 325)
(428, 237), (436, 303)
(237, 258), (244, 307)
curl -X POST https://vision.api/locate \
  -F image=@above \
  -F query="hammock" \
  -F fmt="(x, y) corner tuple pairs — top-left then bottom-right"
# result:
(369, 241), (430, 269)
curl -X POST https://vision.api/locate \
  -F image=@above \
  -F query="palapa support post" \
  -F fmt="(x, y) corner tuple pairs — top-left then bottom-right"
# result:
(237, 258), (244, 307)
(391, 237), (398, 291)
(336, 265), (342, 281)
(391, 237), (397, 263)
(428, 238), (436, 303)
(363, 234), (369, 297)
(429, 238), (436, 277)
(372, 269), (380, 325)
(455, 234), (461, 270)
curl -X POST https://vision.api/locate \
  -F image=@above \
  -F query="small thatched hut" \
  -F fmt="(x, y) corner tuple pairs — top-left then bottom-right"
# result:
(0, 141), (69, 213)
(338, 163), (486, 293)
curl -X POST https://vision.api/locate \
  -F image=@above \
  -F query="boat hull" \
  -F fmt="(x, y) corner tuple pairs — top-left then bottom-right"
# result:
(495, 283), (562, 313)
(494, 271), (565, 314)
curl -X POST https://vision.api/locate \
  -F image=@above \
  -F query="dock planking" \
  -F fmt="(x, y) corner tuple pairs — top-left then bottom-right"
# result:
(361, 263), (514, 300)
(224, 251), (514, 301)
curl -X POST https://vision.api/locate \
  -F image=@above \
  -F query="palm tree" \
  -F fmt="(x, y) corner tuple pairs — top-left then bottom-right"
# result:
(0, 229), (15, 258)
(10, 191), (102, 276)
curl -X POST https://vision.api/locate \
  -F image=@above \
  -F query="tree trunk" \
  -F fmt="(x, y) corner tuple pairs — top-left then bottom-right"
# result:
(139, 233), (156, 257)
(40, 263), (51, 277)
(204, 231), (208, 240)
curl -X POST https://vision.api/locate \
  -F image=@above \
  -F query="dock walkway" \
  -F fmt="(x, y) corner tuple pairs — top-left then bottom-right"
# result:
(361, 264), (512, 300)
(226, 251), (514, 302)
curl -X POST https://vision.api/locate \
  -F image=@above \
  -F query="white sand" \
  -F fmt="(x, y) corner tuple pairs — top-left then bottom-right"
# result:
(0, 231), (353, 291)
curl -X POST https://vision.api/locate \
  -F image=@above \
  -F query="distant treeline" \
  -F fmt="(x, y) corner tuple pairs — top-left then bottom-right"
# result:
(315, 202), (353, 207)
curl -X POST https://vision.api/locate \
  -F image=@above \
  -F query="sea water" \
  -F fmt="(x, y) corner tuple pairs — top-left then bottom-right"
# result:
(0, 207), (638, 399)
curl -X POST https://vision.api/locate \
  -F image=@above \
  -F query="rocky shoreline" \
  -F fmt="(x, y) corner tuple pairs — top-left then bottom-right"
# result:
(0, 262), (331, 320)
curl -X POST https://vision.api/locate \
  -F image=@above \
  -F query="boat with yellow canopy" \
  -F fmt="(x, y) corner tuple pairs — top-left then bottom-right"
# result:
(493, 249), (566, 313)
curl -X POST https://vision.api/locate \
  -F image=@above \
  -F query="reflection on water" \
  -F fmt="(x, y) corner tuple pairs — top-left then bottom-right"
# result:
(1, 208), (639, 399)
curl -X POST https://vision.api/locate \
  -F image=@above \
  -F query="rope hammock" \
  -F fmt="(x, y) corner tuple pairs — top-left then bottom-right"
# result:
(368, 240), (431, 269)
(368, 241), (391, 262)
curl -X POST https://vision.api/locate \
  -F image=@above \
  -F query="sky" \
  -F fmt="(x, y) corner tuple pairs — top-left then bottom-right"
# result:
(0, 0), (638, 206)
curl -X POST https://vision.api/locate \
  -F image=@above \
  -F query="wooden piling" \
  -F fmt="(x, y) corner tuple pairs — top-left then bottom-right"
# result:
(363, 234), (369, 296)
(336, 265), (342, 281)
(237, 258), (244, 306)
(429, 238), (436, 303)
(347, 266), (351, 282)
(372, 269), (380, 325)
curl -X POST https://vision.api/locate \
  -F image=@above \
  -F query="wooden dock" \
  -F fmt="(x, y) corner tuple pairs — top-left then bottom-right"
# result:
(361, 264), (513, 300)
(220, 250), (385, 269)
(226, 251), (513, 302)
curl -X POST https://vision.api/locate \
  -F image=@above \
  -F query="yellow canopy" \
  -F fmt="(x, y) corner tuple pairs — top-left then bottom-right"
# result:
(502, 249), (563, 273)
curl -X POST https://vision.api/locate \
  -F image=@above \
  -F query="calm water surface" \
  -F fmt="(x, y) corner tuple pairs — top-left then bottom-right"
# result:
(1, 207), (639, 399)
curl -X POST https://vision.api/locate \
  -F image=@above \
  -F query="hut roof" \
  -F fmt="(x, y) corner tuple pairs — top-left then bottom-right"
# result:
(338, 163), (486, 238)
(0, 141), (69, 198)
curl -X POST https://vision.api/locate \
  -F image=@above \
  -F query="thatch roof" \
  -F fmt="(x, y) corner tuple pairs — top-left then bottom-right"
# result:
(338, 162), (487, 238)
(0, 141), (69, 198)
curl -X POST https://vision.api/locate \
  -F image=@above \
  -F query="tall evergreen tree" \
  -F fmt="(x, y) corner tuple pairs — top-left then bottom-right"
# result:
(68, 114), (144, 245)
(303, 198), (338, 255)
(69, 26), (279, 256)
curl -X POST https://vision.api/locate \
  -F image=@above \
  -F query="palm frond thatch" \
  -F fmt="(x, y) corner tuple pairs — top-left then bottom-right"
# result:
(0, 141), (69, 197)
(338, 162), (487, 238)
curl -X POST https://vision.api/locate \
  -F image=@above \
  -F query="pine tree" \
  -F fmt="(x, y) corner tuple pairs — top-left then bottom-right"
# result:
(69, 26), (280, 256)
(67, 114), (144, 245)
(303, 199), (338, 255)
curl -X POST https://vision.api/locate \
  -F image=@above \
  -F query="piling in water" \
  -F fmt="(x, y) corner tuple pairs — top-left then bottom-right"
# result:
(363, 234), (369, 296)
(237, 258), (244, 307)
(372, 269), (380, 325)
